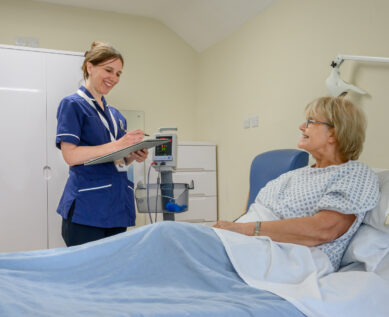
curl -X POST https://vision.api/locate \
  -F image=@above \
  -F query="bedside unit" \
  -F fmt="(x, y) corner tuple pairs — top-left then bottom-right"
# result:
(144, 142), (217, 225)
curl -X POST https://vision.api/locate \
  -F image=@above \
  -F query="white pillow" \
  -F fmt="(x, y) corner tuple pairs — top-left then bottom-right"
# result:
(341, 224), (389, 271)
(363, 169), (389, 233)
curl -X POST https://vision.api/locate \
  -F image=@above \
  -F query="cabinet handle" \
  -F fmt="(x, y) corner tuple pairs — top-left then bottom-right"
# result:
(176, 168), (206, 172)
(190, 193), (206, 197)
(43, 166), (52, 180)
(183, 219), (206, 223)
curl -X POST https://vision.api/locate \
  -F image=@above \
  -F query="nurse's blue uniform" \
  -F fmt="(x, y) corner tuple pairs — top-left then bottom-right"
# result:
(56, 86), (136, 231)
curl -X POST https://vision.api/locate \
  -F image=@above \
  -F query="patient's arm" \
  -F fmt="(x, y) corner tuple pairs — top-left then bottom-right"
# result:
(213, 210), (356, 247)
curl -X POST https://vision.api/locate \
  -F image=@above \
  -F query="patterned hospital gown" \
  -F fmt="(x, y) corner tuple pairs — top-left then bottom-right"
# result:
(246, 160), (379, 271)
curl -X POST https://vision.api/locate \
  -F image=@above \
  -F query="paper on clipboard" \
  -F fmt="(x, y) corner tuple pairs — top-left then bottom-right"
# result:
(84, 139), (169, 166)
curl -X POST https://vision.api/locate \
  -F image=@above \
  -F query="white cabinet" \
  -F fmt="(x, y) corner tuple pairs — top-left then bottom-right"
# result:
(46, 53), (85, 249)
(0, 48), (47, 252)
(175, 142), (217, 223)
(145, 142), (217, 225)
(0, 45), (84, 252)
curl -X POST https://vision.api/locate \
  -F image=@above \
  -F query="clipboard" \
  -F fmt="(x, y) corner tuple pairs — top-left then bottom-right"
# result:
(84, 139), (169, 166)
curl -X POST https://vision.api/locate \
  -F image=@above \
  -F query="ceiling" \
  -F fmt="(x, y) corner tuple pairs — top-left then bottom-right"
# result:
(34, 0), (279, 52)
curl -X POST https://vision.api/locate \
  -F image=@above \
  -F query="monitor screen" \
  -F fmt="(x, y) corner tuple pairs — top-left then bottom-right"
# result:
(154, 136), (173, 160)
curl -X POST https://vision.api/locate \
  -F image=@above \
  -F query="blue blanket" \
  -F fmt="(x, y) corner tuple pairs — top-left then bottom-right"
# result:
(0, 222), (305, 316)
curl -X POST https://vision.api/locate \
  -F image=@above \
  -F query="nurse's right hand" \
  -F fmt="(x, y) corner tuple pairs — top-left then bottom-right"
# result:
(116, 129), (145, 149)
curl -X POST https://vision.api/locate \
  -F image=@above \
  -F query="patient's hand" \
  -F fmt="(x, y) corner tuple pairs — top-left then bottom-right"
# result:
(213, 221), (254, 236)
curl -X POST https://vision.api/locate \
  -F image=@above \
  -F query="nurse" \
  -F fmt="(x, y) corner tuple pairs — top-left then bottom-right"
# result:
(56, 41), (148, 247)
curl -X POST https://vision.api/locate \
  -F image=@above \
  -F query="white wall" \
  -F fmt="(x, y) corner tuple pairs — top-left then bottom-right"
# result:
(0, 0), (198, 141)
(196, 0), (389, 220)
(0, 0), (199, 228)
(1, 0), (389, 223)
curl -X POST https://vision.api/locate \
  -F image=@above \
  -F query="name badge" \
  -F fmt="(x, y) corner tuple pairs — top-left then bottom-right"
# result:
(114, 159), (128, 172)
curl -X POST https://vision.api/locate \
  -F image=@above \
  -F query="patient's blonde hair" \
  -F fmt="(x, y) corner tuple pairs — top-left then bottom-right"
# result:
(305, 96), (366, 161)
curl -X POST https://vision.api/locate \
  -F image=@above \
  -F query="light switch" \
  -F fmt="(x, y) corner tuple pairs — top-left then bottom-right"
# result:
(28, 37), (39, 48)
(251, 115), (259, 128)
(244, 118), (250, 129)
(15, 37), (27, 46)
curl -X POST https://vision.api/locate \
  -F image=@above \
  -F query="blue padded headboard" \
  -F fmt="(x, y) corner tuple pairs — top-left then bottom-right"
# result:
(246, 149), (309, 211)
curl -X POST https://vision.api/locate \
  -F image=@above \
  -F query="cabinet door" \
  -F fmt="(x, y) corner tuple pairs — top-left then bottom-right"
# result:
(173, 171), (217, 196)
(46, 53), (84, 249)
(176, 145), (216, 171)
(0, 48), (47, 252)
(174, 196), (217, 222)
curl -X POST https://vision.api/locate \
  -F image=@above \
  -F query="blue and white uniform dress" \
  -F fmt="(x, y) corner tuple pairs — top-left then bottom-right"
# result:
(56, 86), (135, 228)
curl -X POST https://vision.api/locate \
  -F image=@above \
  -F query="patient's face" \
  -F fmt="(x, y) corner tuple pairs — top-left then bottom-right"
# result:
(297, 115), (334, 156)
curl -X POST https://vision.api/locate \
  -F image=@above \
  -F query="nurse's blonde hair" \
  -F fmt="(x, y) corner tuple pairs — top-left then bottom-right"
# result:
(305, 96), (366, 161)
(82, 41), (124, 80)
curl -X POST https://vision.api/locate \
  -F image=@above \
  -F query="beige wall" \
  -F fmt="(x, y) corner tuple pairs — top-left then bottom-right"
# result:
(2, 0), (389, 223)
(0, 0), (198, 140)
(197, 0), (389, 221)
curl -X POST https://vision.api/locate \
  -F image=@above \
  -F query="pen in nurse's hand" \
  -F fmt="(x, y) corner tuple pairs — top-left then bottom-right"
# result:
(122, 128), (149, 137)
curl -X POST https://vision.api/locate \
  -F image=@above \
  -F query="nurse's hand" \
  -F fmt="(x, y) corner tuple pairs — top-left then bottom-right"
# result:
(129, 148), (148, 163)
(213, 221), (255, 236)
(116, 129), (145, 149)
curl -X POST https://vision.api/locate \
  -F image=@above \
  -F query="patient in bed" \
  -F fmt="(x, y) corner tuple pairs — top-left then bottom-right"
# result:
(0, 97), (384, 317)
(214, 96), (379, 271)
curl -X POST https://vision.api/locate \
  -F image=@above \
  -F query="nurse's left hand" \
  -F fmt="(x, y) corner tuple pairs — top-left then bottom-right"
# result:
(128, 148), (148, 163)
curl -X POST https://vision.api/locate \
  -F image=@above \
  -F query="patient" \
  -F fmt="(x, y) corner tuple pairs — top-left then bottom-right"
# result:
(214, 96), (379, 271)
(0, 97), (382, 316)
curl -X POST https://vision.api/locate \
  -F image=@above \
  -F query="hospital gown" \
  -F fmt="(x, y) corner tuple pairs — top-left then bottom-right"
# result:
(240, 160), (379, 271)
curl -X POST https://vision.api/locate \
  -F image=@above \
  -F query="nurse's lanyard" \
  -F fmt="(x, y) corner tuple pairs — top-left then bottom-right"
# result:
(77, 89), (127, 172)
(77, 89), (118, 142)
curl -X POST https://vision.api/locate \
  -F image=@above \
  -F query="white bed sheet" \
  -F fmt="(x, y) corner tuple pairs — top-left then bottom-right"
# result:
(213, 228), (389, 317)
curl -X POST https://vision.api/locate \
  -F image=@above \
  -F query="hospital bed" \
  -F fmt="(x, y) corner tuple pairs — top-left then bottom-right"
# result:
(0, 151), (388, 317)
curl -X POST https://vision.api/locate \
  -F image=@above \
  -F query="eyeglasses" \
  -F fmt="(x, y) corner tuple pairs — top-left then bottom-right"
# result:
(305, 119), (334, 128)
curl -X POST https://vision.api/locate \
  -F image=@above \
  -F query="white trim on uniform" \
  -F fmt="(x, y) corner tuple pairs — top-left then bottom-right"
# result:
(57, 133), (80, 140)
(78, 184), (112, 192)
